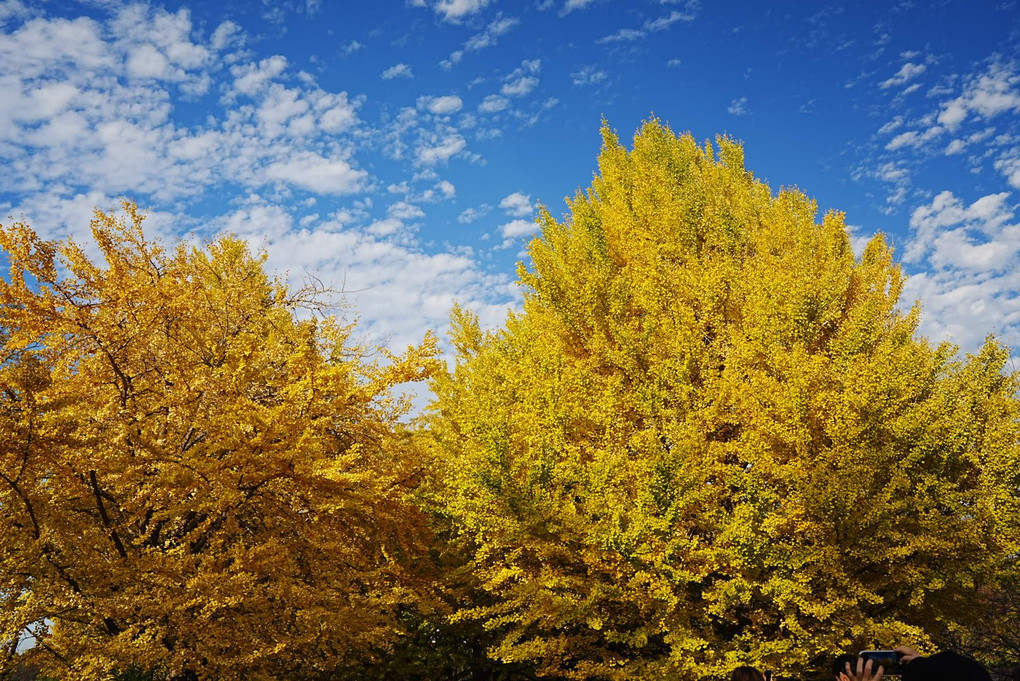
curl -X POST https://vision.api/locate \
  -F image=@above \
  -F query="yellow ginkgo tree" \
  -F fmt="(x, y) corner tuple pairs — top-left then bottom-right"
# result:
(0, 204), (440, 680)
(425, 120), (1020, 680)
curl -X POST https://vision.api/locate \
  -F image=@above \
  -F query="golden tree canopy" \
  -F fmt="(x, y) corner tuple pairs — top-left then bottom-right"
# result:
(425, 120), (1020, 680)
(0, 204), (440, 680)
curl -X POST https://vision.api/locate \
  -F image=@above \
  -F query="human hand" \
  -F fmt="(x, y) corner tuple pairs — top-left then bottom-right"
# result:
(843, 657), (884, 681)
(894, 645), (920, 665)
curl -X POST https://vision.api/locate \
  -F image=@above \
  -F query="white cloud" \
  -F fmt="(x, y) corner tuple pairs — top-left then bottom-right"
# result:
(500, 220), (537, 238)
(596, 5), (696, 42)
(0, 7), (366, 203)
(936, 62), (1020, 131)
(231, 55), (288, 95)
(434, 179), (456, 199)
(885, 125), (943, 150)
(994, 150), (1020, 189)
(417, 134), (467, 165)
(878, 116), (903, 135)
(210, 202), (520, 360)
(464, 15), (518, 51)
(264, 152), (367, 194)
(478, 94), (509, 113)
(0, 0), (33, 26)
(645, 9), (695, 31)
(419, 95), (463, 115)
(598, 28), (644, 43)
(415, 179), (457, 202)
(440, 13), (519, 69)
(418, 0), (491, 23)
(945, 139), (967, 155)
(127, 44), (170, 79)
(497, 218), (539, 248)
(458, 204), (491, 223)
(880, 62), (926, 89)
(388, 201), (425, 220)
(873, 62), (1020, 205)
(728, 96), (748, 116)
(502, 76), (537, 97)
(381, 62), (413, 79)
(499, 191), (533, 217)
(500, 59), (540, 97)
(210, 20), (241, 50)
(906, 190), (1013, 264)
(561, 0), (599, 15)
(900, 190), (1020, 353)
(571, 65), (607, 86)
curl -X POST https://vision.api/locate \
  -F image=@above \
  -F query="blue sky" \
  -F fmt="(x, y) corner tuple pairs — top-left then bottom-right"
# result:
(2, 0), (1020, 362)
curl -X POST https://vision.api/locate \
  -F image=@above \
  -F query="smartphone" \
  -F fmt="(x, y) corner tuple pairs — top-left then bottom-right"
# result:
(859, 650), (904, 675)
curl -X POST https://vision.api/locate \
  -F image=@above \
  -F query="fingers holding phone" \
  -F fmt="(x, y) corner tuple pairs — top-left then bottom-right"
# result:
(844, 656), (885, 681)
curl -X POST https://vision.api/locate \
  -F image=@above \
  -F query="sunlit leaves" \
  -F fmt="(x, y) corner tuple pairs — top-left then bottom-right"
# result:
(426, 120), (1020, 680)
(0, 204), (439, 680)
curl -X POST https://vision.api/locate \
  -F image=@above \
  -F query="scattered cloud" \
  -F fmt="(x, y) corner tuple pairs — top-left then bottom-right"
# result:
(878, 116), (904, 134)
(885, 125), (944, 150)
(417, 133), (467, 165)
(381, 62), (414, 79)
(902, 190), (1020, 351)
(0, 5), (368, 205)
(560, 0), (600, 16)
(571, 65), (607, 85)
(500, 59), (541, 97)
(458, 204), (491, 223)
(465, 15), (518, 51)
(502, 76), (538, 96)
(387, 201), (425, 220)
(419, 95), (464, 114)
(597, 3), (697, 42)
(478, 94), (510, 113)
(264, 152), (367, 194)
(936, 62), (1020, 131)
(598, 28), (644, 43)
(499, 191), (533, 217)
(994, 149), (1020, 189)
(880, 62), (926, 89)
(415, 0), (492, 23)
(728, 96), (748, 116)
(497, 218), (539, 248)
(218, 201), (518, 352)
(440, 14), (519, 69)
(872, 61), (1020, 202)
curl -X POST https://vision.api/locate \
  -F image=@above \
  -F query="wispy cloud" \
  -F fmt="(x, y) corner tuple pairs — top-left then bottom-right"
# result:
(414, 0), (492, 23)
(879, 62), (926, 89)
(728, 96), (748, 116)
(499, 59), (541, 97)
(571, 64), (607, 85)
(381, 62), (413, 79)
(596, 2), (697, 42)
(560, 0), (600, 16)
(440, 14), (519, 69)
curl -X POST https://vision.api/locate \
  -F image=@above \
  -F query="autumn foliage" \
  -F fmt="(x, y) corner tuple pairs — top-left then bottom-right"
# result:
(1, 121), (1018, 681)
(424, 121), (1020, 679)
(0, 206), (439, 680)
